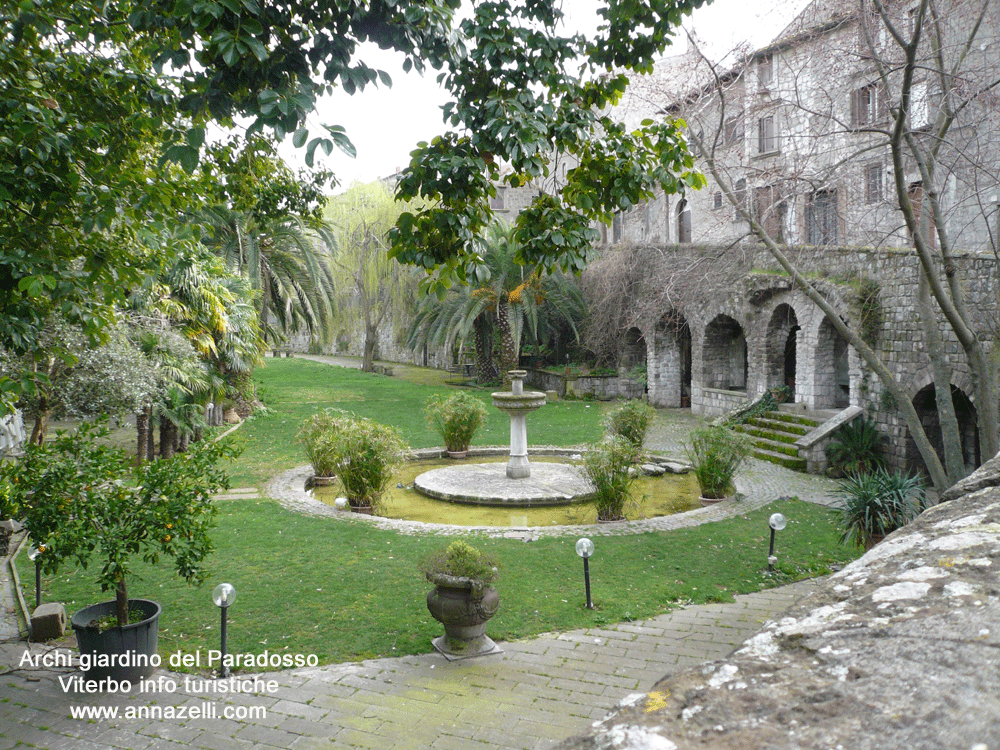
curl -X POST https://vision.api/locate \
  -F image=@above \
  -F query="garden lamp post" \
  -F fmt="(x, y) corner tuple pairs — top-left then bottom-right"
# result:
(576, 538), (595, 609)
(768, 513), (787, 572)
(212, 583), (237, 678)
(27, 544), (42, 608)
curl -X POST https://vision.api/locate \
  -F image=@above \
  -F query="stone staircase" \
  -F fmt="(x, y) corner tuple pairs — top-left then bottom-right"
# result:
(732, 406), (837, 471)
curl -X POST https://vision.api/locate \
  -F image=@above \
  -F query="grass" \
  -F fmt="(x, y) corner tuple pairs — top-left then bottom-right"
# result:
(225, 357), (607, 485)
(23, 357), (862, 670)
(27, 497), (853, 668)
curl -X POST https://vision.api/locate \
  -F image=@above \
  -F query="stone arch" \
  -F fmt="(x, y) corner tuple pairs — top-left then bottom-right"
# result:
(765, 303), (800, 394)
(702, 314), (747, 391)
(906, 384), (981, 477)
(813, 316), (850, 408)
(649, 311), (692, 407)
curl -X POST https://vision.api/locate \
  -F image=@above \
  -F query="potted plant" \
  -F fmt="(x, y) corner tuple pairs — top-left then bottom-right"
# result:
(582, 436), (638, 522)
(604, 399), (656, 460)
(421, 540), (501, 659)
(686, 425), (752, 505)
(836, 467), (928, 550)
(424, 391), (488, 458)
(0, 421), (234, 683)
(299, 409), (406, 513)
(297, 409), (341, 484)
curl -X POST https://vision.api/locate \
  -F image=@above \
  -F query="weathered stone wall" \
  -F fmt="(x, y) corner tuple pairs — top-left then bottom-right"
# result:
(626, 242), (997, 474)
(554, 454), (1000, 750)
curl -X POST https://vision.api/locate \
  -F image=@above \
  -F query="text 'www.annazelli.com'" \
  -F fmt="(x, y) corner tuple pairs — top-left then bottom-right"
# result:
(69, 702), (267, 721)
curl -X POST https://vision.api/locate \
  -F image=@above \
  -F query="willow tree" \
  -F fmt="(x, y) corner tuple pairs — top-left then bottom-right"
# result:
(325, 182), (422, 372)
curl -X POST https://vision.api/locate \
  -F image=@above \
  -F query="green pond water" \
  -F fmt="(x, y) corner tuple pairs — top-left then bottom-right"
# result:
(313, 457), (701, 527)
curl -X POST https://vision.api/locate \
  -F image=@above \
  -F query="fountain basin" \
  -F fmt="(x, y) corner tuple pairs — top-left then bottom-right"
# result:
(415, 461), (595, 507)
(490, 391), (547, 414)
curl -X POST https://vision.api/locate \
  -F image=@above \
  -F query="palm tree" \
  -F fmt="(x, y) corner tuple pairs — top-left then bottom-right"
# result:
(407, 222), (585, 384)
(199, 207), (338, 348)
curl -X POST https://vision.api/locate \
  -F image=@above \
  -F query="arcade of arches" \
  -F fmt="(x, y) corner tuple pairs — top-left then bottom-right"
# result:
(635, 283), (982, 478)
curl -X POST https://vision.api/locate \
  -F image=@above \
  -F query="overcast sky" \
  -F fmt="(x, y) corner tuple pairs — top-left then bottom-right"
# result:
(278, 0), (809, 188)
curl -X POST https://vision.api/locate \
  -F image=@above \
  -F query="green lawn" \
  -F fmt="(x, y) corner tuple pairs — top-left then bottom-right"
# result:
(224, 357), (608, 485)
(27, 357), (861, 670)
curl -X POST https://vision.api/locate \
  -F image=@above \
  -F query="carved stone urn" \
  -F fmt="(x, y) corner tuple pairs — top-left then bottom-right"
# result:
(425, 573), (501, 660)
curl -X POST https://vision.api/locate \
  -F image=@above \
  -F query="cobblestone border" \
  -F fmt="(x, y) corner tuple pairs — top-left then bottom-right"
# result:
(264, 451), (772, 539)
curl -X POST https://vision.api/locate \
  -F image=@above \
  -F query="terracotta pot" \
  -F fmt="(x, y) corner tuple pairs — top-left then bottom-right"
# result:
(446, 450), (469, 459)
(426, 574), (500, 659)
(351, 505), (374, 515)
(310, 476), (336, 487)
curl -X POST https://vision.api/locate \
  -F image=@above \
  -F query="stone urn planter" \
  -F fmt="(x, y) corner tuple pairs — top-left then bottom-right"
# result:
(71, 598), (161, 682)
(445, 450), (469, 459)
(426, 573), (501, 660)
(699, 494), (732, 507)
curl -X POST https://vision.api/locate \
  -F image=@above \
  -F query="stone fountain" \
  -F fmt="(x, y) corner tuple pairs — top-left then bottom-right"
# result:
(413, 370), (593, 507)
(491, 370), (547, 479)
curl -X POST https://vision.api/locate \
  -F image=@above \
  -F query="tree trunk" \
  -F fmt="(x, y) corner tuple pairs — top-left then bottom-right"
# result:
(29, 397), (49, 446)
(918, 269), (966, 482)
(362, 330), (377, 372)
(136, 407), (149, 466)
(115, 577), (129, 626)
(160, 419), (175, 460)
(473, 316), (499, 384)
(497, 301), (518, 377)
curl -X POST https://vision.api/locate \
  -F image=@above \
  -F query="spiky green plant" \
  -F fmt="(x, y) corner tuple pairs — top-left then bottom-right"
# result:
(836, 467), (928, 549)
(826, 416), (886, 477)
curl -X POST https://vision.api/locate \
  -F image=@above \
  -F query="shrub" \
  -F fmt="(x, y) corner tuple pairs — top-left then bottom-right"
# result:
(424, 391), (488, 453)
(297, 409), (343, 477)
(836, 467), (928, 550)
(421, 540), (499, 585)
(0, 421), (235, 626)
(686, 425), (752, 499)
(826, 416), (886, 477)
(605, 399), (656, 456)
(298, 409), (406, 510)
(583, 436), (638, 521)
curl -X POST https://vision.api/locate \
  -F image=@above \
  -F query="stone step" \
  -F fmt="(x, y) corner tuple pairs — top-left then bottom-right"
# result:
(752, 446), (808, 471)
(735, 421), (806, 444)
(743, 415), (811, 435)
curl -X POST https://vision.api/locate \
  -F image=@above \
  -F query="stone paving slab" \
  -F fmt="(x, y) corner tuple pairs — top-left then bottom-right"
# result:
(0, 579), (818, 750)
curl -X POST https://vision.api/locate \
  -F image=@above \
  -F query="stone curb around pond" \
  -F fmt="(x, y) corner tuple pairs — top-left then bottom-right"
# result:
(263, 451), (772, 539)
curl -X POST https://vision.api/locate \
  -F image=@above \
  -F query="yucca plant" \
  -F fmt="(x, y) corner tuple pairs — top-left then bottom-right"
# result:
(826, 416), (886, 477)
(836, 467), (928, 550)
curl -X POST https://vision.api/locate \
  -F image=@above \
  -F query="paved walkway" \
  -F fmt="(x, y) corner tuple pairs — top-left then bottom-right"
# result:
(0, 359), (843, 750)
(0, 577), (819, 750)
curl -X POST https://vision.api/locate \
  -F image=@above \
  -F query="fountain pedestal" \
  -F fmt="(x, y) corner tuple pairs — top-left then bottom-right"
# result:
(492, 370), (547, 479)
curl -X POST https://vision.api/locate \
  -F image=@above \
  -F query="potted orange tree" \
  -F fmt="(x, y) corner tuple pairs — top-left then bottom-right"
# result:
(0, 421), (234, 683)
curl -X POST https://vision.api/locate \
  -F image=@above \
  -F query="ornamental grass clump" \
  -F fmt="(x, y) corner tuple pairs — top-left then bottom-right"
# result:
(686, 425), (752, 500)
(296, 408), (342, 478)
(825, 416), (887, 477)
(299, 409), (407, 511)
(421, 540), (500, 585)
(836, 467), (928, 550)
(604, 399), (656, 458)
(583, 435), (638, 521)
(424, 391), (488, 453)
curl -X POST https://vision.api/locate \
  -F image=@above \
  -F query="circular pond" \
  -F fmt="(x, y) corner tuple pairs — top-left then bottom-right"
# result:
(311, 457), (701, 527)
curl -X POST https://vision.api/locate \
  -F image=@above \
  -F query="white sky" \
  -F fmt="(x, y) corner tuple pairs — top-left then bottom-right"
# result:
(278, 0), (809, 188)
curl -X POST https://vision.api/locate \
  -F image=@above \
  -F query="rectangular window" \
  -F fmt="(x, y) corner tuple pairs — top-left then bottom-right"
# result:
(713, 191), (724, 210)
(733, 179), (747, 221)
(758, 115), (778, 154)
(612, 212), (624, 243)
(864, 163), (883, 204)
(806, 190), (839, 245)
(851, 82), (887, 127)
(490, 187), (506, 211)
(758, 53), (773, 88)
(724, 113), (745, 146)
(909, 80), (930, 128)
(753, 185), (785, 243)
